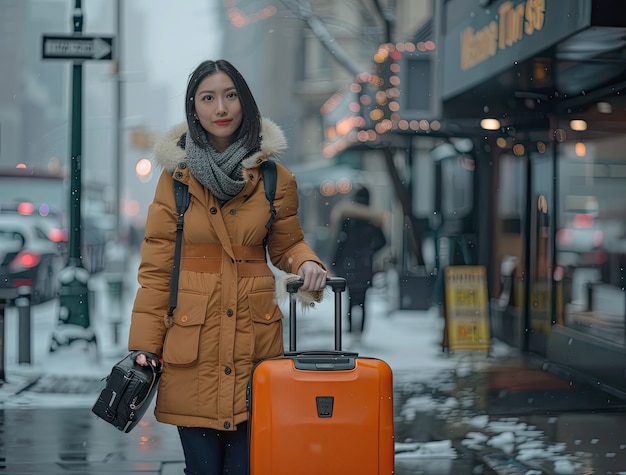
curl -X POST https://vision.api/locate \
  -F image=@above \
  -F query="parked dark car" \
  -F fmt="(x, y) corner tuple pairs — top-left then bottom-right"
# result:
(0, 212), (67, 304)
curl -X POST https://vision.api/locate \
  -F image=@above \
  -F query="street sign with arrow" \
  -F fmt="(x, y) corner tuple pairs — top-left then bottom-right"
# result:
(42, 35), (114, 61)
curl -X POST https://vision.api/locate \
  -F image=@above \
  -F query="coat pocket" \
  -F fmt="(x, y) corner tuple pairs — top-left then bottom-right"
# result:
(162, 292), (208, 366)
(248, 290), (284, 361)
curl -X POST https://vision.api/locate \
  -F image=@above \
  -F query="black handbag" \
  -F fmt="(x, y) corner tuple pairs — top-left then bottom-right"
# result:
(91, 352), (162, 433)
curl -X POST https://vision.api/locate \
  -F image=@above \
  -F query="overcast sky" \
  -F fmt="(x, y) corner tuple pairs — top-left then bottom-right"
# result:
(134, 0), (222, 125)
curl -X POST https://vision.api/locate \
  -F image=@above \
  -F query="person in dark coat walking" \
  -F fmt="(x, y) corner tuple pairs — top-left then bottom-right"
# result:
(331, 186), (387, 338)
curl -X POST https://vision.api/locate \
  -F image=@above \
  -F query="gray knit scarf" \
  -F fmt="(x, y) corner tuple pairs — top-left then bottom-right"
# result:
(184, 135), (249, 203)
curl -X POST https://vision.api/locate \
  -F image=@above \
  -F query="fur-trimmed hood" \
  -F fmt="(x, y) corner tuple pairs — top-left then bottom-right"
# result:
(152, 117), (288, 173)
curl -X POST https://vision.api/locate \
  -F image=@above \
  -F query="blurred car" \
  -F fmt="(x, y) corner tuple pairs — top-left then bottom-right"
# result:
(0, 212), (68, 304)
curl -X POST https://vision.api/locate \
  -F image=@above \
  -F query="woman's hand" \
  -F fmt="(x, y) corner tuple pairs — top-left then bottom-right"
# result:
(133, 351), (160, 368)
(297, 261), (327, 291)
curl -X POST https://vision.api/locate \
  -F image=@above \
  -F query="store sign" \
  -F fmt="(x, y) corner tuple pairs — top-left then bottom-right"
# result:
(443, 266), (490, 352)
(461, 0), (546, 71)
(442, 0), (592, 99)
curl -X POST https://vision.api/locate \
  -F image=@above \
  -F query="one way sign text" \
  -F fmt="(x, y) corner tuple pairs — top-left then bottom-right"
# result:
(42, 35), (114, 61)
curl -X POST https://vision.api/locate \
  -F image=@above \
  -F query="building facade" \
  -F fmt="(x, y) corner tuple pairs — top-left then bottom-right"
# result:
(437, 0), (626, 393)
(218, 0), (433, 274)
(220, 0), (626, 394)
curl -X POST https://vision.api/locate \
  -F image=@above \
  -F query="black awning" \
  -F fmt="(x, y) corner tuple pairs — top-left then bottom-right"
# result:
(440, 0), (626, 122)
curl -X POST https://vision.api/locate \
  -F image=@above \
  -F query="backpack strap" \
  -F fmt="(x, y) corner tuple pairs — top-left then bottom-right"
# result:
(167, 180), (191, 317)
(260, 160), (277, 248)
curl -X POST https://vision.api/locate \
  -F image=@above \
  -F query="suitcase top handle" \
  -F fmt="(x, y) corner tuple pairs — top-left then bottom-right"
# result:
(286, 276), (347, 352)
(286, 276), (346, 294)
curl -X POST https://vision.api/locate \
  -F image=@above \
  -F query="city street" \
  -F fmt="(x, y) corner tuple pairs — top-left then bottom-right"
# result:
(1, 259), (626, 474)
(2, 1), (626, 474)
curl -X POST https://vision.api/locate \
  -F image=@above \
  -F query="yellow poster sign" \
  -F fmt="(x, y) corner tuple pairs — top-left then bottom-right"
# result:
(444, 266), (490, 352)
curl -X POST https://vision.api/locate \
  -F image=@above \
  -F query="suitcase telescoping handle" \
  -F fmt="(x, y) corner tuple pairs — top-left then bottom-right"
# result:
(286, 276), (347, 352)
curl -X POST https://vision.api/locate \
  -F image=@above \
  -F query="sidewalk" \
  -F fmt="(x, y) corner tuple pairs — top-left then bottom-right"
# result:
(2, 265), (626, 474)
(0, 263), (188, 474)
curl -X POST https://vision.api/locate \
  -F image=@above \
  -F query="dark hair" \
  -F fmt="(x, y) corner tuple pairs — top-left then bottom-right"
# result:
(185, 59), (261, 150)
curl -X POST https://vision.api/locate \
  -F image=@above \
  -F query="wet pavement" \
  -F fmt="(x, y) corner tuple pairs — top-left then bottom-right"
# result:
(393, 356), (626, 475)
(2, 267), (626, 474)
(0, 405), (185, 474)
(3, 353), (626, 474)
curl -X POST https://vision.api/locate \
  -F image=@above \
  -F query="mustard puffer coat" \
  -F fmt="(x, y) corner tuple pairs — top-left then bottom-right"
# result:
(128, 118), (324, 431)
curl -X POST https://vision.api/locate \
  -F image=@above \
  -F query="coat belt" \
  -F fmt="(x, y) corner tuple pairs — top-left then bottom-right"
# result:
(180, 244), (271, 277)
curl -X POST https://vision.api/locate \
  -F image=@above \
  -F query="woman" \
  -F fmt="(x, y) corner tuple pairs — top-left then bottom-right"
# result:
(128, 59), (327, 474)
(331, 186), (387, 340)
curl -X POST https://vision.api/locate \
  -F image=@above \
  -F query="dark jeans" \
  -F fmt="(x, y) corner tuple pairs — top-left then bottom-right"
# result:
(177, 422), (249, 475)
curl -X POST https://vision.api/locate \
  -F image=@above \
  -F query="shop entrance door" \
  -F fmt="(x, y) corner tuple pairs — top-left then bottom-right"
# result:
(527, 153), (554, 356)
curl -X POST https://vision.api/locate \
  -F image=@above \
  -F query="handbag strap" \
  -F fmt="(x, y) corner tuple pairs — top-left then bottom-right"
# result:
(167, 180), (191, 317)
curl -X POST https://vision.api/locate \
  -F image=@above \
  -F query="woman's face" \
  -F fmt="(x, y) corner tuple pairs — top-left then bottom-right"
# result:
(194, 71), (243, 152)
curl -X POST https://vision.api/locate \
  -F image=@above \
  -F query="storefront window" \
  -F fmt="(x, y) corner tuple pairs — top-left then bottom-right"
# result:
(495, 154), (524, 308)
(557, 137), (626, 346)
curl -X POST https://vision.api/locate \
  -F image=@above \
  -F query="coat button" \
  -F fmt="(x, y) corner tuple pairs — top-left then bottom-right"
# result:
(248, 174), (254, 180)
(264, 313), (271, 320)
(181, 315), (188, 323)
(224, 367), (232, 375)
(229, 209), (236, 215)
(174, 172), (183, 179)
(226, 309), (233, 317)
(178, 161), (187, 169)
(210, 207), (217, 214)
(223, 421), (231, 429)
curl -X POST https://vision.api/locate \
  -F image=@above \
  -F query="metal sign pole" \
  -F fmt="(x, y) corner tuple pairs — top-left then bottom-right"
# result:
(68, 3), (83, 270)
(54, 1), (93, 336)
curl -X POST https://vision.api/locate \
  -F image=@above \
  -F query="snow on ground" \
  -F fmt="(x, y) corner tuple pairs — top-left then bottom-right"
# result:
(0, 262), (608, 472)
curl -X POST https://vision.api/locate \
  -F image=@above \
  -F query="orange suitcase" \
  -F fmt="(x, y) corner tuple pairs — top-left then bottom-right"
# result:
(248, 277), (395, 475)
